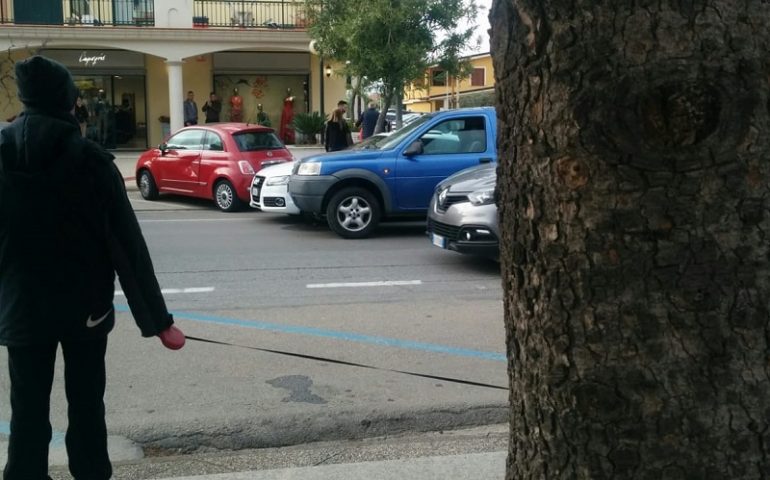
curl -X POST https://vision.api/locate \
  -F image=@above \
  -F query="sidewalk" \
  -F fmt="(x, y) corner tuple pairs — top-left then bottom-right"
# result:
(46, 425), (508, 480)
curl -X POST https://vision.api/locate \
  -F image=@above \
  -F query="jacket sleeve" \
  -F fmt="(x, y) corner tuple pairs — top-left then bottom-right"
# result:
(324, 123), (331, 151)
(105, 163), (173, 337)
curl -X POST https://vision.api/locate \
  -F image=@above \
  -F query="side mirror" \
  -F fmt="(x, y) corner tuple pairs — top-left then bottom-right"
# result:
(403, 140), (423, 156)
(159, 143), (168, 155)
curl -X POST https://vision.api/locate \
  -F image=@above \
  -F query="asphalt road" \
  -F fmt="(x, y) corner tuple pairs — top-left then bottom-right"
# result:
(0, 163), (508, 458)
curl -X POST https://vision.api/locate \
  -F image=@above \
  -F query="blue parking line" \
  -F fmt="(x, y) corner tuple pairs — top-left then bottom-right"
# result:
(0, 421), (65, 447)
(114, 305), (506, 362)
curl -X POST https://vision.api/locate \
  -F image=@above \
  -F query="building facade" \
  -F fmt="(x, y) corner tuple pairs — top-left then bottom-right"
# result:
(0, 0), (346, 149)
(403, 53), (495, 113)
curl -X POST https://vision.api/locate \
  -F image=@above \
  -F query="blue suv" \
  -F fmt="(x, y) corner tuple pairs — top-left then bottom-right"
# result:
(289, 107), (497, 238)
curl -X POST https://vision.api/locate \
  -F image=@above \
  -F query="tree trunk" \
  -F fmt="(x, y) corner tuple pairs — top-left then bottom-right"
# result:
(491, 1), (770, 478)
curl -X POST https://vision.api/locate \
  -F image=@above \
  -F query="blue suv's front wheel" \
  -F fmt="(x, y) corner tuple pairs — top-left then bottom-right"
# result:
(326, 187), (381, 239)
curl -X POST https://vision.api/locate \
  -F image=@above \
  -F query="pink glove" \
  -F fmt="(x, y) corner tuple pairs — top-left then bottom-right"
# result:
(158, 325), (185, 350)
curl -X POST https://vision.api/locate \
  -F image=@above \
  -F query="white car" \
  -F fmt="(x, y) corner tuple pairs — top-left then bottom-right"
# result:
(250, 161), (301, 215)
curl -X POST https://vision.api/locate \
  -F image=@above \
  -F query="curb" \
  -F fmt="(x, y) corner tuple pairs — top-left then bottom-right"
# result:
(119, 404), (508, 452)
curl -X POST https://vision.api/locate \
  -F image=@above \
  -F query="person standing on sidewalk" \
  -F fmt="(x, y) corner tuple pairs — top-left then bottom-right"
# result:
(183, 90), (198, 126)
(0, 55), (185, 480)
(325, 106), (353, 152)
(74, 95), (89, 138)
(202, 91), (222, 123)
(355, 102), (380, 140)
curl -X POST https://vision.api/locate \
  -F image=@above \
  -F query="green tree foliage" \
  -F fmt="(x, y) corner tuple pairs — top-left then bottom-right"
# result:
(305, 0), (479, 129)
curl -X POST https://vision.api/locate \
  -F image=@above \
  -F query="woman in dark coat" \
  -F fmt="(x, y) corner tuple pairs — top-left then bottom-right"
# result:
(324, 107), (352, 152)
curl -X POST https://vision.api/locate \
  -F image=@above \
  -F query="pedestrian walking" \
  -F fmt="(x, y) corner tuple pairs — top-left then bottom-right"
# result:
(325, 104), (353, 152)
(183, 90), (198, 126)
(355, 102), (380, 139)
(0, 55), (185, 480)
(202, 91), (222, 123)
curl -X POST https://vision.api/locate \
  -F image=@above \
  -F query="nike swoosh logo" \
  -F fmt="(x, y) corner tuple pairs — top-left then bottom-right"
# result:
(86, 309), (112, 328)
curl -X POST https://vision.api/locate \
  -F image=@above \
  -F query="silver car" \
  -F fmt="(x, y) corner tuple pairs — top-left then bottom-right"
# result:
(426, 163), (499, 259)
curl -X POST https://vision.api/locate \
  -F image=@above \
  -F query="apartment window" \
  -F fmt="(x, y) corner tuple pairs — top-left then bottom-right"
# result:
(431, 69), (446, 87)
(471, 68), (485, 87)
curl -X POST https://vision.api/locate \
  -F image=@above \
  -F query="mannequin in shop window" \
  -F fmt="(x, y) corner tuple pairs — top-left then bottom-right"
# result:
(279, 88), (295, 144)
(229, 88), (243, 122)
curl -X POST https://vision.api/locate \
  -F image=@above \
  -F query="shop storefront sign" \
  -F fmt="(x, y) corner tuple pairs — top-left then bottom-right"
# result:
(78, 51), (107, 67)
(39, 49), (144, 73)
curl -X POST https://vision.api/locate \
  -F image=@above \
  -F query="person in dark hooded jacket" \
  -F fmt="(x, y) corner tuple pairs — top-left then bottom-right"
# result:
(0, 55), (186, 480)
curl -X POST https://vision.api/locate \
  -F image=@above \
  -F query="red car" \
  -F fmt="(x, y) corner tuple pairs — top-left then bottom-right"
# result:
(135, 124), (293, 211)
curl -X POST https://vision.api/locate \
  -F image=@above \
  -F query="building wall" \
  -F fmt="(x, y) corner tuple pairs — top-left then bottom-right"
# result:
(404, 54), (495, 113)
(0, 49), (33, 122)
(145, 54), (170, 146)
(183, 54), (214, 119)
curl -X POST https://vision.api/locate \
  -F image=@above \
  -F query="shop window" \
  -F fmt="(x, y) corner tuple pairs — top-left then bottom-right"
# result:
(471, 68), (485, 87)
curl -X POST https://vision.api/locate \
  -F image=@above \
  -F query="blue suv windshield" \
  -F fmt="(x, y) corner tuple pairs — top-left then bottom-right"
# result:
(375, 115), (434, 150)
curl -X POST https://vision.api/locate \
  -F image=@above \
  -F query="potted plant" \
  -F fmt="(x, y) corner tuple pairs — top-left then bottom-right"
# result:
(291, 112), (326, 144)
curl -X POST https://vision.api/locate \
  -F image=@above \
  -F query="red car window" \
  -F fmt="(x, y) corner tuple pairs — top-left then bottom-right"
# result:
(232, 131), (284, 152)
(167, 129), (206, 150)
(203, 131), (225, 151)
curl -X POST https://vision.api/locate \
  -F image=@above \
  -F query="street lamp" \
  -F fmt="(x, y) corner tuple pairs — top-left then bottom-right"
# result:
(325, 64), (332, 77)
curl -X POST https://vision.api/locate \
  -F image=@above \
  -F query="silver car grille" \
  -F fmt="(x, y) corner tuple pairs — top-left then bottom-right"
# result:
(437, 194), (469, 213)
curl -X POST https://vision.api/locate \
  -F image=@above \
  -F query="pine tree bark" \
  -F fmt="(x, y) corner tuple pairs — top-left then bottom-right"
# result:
(491, 1), (770, 478)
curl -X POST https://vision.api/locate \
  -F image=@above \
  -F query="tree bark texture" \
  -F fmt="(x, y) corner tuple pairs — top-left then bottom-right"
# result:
(491, 1), (770, 478)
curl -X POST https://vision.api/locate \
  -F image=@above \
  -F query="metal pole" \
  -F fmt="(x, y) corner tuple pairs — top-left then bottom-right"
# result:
(319, 56), (325, 143)
(319, 57), (325, 119)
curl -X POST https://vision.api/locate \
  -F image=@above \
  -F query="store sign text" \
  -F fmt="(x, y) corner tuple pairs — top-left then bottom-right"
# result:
(78, 52), (107, 67)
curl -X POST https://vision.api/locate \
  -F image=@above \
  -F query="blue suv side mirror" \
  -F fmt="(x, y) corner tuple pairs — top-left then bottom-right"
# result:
(403, 140), (423, 156)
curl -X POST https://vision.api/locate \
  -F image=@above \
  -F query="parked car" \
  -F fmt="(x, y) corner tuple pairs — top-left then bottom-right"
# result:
(384, 110), (424, 131)
(249, 161), (300, 215)
(135, 124), (293, 211)
(426, 163), (499, 259)
(289, 107), (497, 238)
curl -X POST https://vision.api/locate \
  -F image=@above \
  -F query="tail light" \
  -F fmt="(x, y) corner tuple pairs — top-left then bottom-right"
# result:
(238, 160), (255, 175)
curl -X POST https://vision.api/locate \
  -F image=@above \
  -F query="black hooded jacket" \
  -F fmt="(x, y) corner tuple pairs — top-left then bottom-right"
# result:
(0, 109), (173, 346)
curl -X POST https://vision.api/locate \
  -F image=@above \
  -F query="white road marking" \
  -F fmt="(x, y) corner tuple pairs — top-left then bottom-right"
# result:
(138, 218), (248, 223)
(114, 287), (216, 296)
(306, 280), (423, 289)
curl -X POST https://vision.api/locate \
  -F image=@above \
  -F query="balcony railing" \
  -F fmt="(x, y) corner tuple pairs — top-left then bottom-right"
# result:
(0, 0), (155, 26)
(0, 0), (309, 29)
(193, 0), (308, 29)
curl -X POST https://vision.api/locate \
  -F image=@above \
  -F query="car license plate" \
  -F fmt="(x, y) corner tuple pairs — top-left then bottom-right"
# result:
(431, 233), (446, 248)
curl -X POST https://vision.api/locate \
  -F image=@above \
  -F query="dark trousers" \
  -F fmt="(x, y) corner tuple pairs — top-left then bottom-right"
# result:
(3, 338), (112, 480)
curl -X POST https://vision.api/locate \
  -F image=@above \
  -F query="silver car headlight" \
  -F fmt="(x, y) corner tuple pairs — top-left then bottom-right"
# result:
(297, 162), (322, 176)
(468, 188), (495, 206)
(266, 175), (290, 186)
